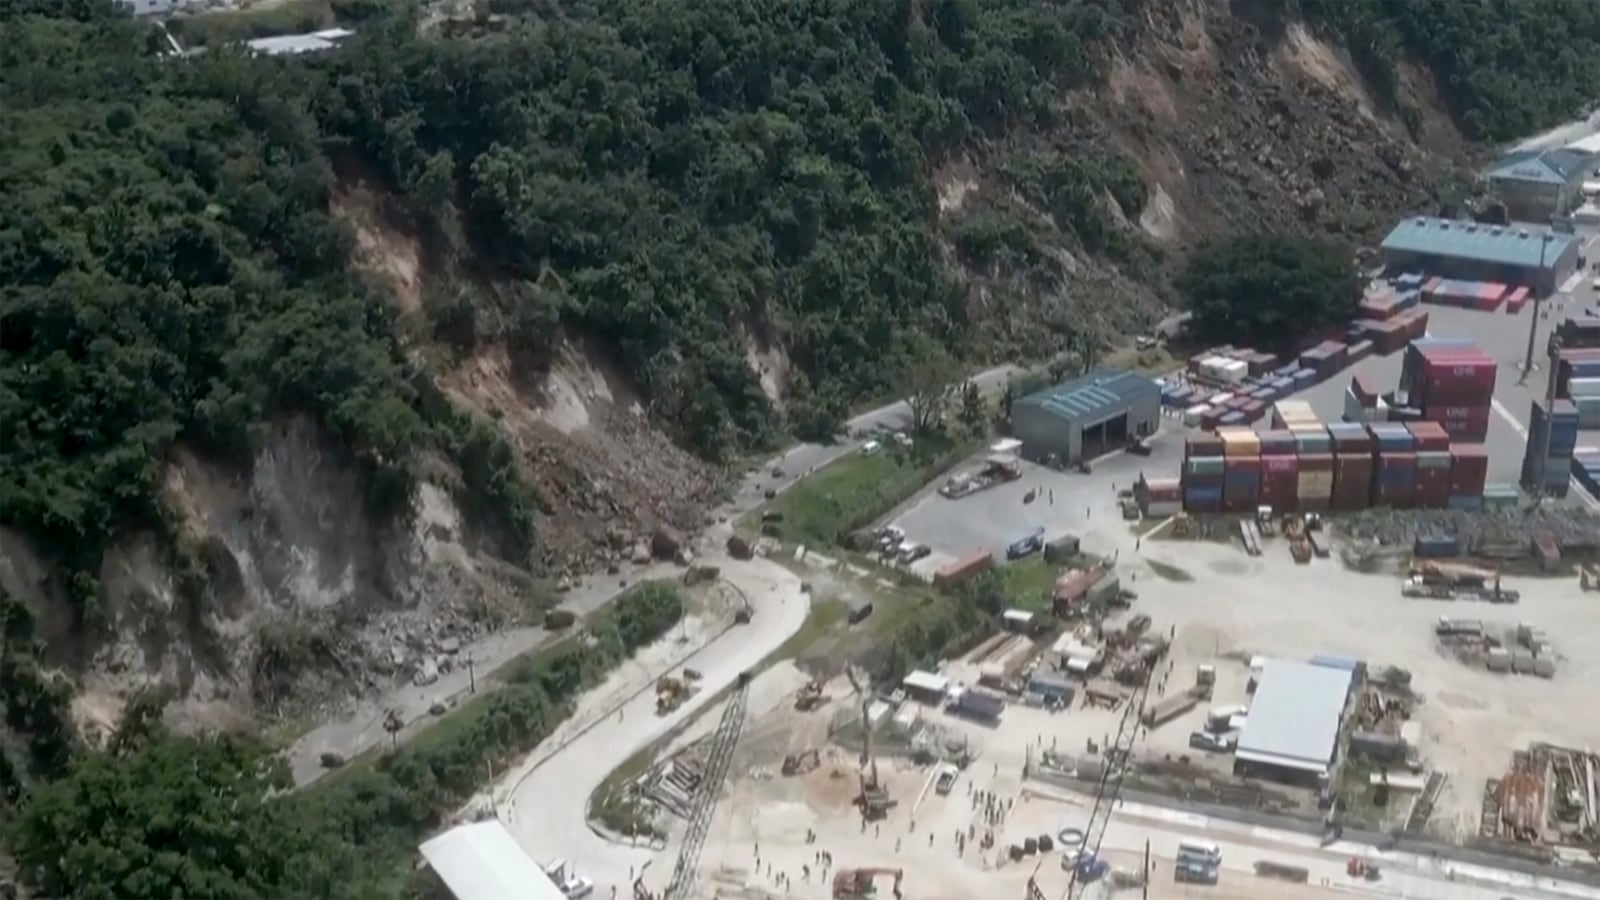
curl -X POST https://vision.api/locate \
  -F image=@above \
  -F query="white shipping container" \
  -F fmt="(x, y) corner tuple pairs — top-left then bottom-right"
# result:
(1145, 501), (1181, 518)
(1220, 360), (1249, 383)
(1211, 393), (1235, 407)
(1569, 377), (1600, 398)
(1183, 404), (1211, 427)
(1343, 387), (1368, 423)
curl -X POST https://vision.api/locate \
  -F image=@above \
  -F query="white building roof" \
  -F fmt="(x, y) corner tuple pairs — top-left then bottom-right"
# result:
(1235, 659), (1353, 775)
(1002, 609), (1035, 624)
(902, 670), (949, 695)
(246, 34), (340, 56)
(419, 821), (566, 900)
(990, 438), (1023, 454)
(1566, 133), (1600, 157)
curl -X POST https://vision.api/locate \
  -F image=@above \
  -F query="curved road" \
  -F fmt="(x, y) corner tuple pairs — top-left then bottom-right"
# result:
(288, 364), (1017, 786)
(495, 556), (811, 895)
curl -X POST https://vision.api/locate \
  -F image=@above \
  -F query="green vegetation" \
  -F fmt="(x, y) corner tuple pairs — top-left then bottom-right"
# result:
(0, 594), (76, 808)
(5, 582), (685, 898)
(994, 557), (1061, 614)
(760, 436), (974, 548)
(1299, 0), (1600, 141)
(1178, 234), (1360, 347)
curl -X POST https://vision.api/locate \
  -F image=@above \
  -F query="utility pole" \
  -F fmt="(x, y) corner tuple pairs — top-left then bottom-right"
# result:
(1141, 839), (1151, 900)
(1521, 233), (1555, 380)
(466, 652), (477, 694)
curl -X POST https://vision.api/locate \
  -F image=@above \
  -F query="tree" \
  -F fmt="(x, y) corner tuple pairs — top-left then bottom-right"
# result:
(958, 381), (985, 432)
(8, 731), (321, 899)
(1178, 234), (1360, 347)
(897, 333), (957, 435)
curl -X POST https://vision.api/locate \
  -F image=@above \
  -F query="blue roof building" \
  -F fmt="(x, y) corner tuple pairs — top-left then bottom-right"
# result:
(1011, 368), (1159, 463)
(1485, 148), (1596, 223)
(1380, 217), (1580, 296)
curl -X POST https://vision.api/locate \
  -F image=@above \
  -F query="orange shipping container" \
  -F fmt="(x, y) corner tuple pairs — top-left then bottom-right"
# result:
(935, 550), (994, 586)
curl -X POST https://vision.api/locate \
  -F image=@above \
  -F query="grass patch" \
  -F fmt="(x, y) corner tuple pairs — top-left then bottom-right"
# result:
(772, 597), (848, 662)
(751, 433), (979, 548)
(1144, 559), (1194, 582)
(996, 557), (1062, 614)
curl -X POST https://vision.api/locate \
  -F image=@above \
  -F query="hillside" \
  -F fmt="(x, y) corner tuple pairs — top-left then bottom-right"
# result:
(3, 0), (1600, 769)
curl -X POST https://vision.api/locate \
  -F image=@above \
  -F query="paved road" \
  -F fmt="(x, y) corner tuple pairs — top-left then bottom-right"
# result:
(496, 556), (811, 897)
(287, 364), (1020, 786)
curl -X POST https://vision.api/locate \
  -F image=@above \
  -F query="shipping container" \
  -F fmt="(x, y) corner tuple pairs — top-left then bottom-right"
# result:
(953, 688), (1006, 721)
(1326, 422), (1375, 452)
(1219, 430), (1262, 458)
(1404, 421), (1451, 452)
(1183, 485), (1223, 513)
(935, 550), (994, 586)
(1414, 534), (1460, 558)
(1186, 434), (1225, 458)
(1449, 444), (1489, 497)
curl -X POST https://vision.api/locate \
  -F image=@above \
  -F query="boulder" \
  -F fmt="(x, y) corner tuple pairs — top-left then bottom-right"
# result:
(651, 526), (684, 559)
(727, 534), (755, 560)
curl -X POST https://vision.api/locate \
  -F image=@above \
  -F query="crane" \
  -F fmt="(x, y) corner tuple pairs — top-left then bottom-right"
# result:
(1026, 662), (1152, 900)
(845, 666), (893, 819)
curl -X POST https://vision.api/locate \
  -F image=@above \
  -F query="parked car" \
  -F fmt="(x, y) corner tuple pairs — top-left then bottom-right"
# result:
(935, 768), (957, 795)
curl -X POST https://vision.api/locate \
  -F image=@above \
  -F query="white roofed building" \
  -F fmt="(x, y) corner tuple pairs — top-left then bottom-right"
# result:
(419, 820), (568, 900)
(1233, 659), (1354, 787)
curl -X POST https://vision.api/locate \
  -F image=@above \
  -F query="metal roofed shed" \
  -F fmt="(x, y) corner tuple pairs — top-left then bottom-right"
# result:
(1011, 368), (1159, 465)
(901, 670), (950, 702)
(1233, 659), (1355, 786)
(419, 821), (568, 900)
(1380, 217), (1579, 296)
(1002, 609), (1035, 631)
(1485, 147), (1596, 222)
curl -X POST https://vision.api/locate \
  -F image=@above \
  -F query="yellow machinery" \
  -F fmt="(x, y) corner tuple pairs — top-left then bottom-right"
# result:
(832, 867), (903, 899)
(782, 749), (820, 776)
(795, 678), (827, 711)
(656, 675), (688, 713)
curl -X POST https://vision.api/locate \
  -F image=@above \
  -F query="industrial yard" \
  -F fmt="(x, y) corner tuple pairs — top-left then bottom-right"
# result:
(427, 214), (1600, 900)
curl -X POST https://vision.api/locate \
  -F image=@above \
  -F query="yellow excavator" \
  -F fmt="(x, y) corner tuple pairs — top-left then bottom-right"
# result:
(656, 675), (689, 713)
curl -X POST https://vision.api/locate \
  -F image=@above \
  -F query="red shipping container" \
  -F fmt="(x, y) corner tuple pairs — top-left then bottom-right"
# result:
(1413, 469), (1450, 509)
(1480, 282), (1506, 301)
(1421, 357), (1496, 391)
(1475, 294), (1503, 312)
(1332, 461), (1374, 510)
(1449, 444), (1489, 495)
(1351, 374), (1377, 403)
(1260, 472), (1298, 509)
(1262, 454), (1298, 474)
(1422, 405), (1491, 439)
(1201, 409), (1223, 430)
(1240, 399), (1265, 422)
(1186, 434), (1225, 458)
(1404, 421), (1451, 452)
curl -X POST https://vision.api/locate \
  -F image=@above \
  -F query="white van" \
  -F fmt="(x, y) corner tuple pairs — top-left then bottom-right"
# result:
(1176, 840), (1222, 865)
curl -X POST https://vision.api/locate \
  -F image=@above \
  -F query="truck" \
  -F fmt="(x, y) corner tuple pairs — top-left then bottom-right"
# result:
(951, 688), (1005, 722)
(1140, 689), (1201, 728)
(939, 454), (1023, 499)
(1006, 527), (1045, 560)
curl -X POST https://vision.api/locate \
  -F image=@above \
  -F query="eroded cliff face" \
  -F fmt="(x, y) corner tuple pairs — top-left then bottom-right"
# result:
(2, 417), (540, 733)
(0, 1), (1482, 734)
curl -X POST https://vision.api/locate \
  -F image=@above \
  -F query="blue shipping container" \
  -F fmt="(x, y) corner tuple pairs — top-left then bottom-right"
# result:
(1309, 654), (1362, 673)
(1220, 411), (1245, 426)
(1447, 495), (1484, 511)
(1414, 534), (1460, 558)
(1293, 370), (1317, 389)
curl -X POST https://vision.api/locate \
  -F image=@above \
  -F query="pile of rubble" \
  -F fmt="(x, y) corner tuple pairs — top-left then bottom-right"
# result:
(1336, 507), (1600, 557)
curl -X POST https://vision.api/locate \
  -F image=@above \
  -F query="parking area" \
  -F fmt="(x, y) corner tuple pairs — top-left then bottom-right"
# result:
(888, 438), (1181, 573)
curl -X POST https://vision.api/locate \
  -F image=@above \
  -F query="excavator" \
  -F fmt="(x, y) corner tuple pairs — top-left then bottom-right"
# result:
(656, 674), (689, 713)
(782, 748), (820, 776)
(845, 666), (895, 819)
(1405, 561), (1519, 602)
(831, 867), (903, 899)
(795, 677), (827, 711)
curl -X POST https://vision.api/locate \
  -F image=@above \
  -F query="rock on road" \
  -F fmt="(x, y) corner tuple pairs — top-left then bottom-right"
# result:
(286, 364), (1018, 787)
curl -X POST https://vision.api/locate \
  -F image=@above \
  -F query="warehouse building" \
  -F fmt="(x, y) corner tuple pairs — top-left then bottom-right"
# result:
(1379, 217), (1581, 296)
(1010, 369), (1159, 465)
(419, 821), (569, 900)
(1233, 659), (1355, 787)
(1484, 147), (1595, 222)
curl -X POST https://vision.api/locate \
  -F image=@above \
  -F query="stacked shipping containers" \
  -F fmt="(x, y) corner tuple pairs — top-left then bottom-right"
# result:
(1448, 444), (1489, 510)
(1522, 399), (1578, 498)
(1504, 286), (1530, 314)
(1136, 476), (1182, 517)
(1258, 430), (1297, 511)
(1400, 339), (1496, 441)
(1551, 348), (1600, 427)
(1219, 428), (1262, 513)
(1295, 423), (1335, 511)
(1573, 451), (1600, 498)
(1327, 423), (1375, 510)
(1183, 434), (1225, 513)
(1407, 421), (1452, 509)
(1369, 423), (1416, 508)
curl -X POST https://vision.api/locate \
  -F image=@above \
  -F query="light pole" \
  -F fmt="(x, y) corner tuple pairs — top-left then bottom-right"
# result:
(466, 652), (476, 694)
(1521, 233), (1555, 381)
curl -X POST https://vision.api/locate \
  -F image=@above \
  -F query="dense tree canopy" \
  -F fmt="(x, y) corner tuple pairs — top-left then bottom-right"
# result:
(1301, 0), (1600, 141)
(1178, 235), (1360, 346)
